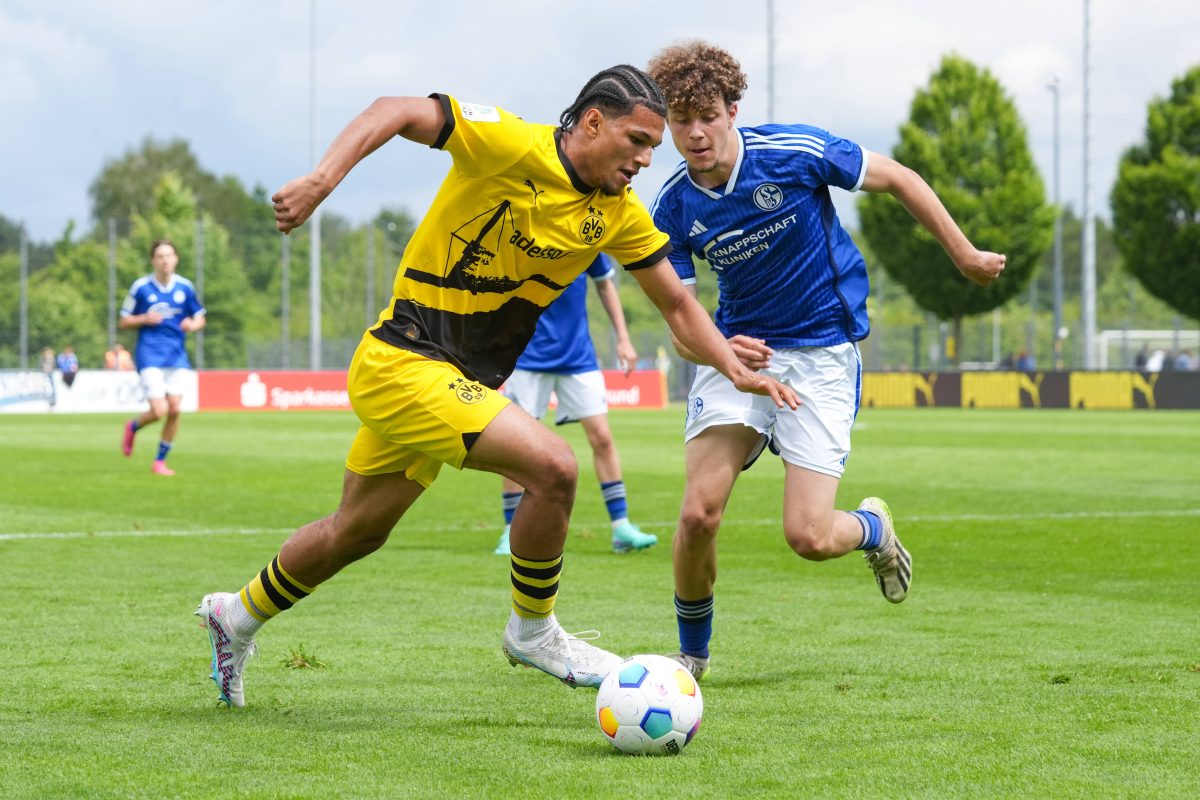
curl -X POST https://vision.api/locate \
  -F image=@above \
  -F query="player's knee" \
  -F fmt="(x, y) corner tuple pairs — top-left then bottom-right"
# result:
(784, 522), (834, 561)
(529, 444), (578, 500)
(678, 503), (721, 542)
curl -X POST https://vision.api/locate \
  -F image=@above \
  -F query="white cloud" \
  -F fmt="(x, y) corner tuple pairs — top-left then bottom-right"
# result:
(1, 0), (1198, 239)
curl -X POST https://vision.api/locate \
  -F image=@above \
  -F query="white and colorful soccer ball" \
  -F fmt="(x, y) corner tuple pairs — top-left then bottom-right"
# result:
(595, 654), (703, 755)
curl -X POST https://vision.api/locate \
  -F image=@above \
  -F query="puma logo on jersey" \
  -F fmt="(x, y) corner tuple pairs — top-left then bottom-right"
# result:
(523, 179), (544, 206)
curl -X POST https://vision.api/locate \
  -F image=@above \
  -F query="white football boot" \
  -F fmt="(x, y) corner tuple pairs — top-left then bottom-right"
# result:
(859, 497), (912, 603)
(502, 622), (622, 689)
(196, 592), (258, 707)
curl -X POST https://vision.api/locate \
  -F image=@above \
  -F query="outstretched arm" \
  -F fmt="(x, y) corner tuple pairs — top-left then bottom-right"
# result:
(593, 277), (637, 376)
(861, 151), (1006, 287)
(272, 96), (447, 233)
(632, 261), (798, 409)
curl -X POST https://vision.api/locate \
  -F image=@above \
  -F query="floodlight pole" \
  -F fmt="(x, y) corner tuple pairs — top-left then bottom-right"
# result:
(1048, 76), (1064, 369)
(1081, 0), (1097, 368)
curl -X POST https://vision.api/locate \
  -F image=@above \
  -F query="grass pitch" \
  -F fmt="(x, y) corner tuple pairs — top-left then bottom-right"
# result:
(1, 408), (1198, 799)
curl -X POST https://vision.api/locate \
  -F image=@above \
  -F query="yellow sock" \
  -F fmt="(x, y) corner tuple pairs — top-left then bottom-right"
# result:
(238, 555), (315, 623)
(510, 553), (561, 619)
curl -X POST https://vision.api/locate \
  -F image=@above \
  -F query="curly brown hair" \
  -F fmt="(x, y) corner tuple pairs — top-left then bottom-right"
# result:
(646, 40), (747, 111)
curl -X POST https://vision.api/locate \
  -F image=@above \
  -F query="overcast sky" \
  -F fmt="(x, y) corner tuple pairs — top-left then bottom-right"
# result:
(2, 1), (1197, 243)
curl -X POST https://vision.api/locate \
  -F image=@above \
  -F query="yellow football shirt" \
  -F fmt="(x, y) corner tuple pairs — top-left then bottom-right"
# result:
(369, 93), (670, 388)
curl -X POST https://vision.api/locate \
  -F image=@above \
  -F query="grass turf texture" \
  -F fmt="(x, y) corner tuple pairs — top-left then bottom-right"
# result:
(1, 408), (1197, 799)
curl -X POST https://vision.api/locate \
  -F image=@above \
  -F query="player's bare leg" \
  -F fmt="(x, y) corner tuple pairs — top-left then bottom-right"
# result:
(668, 424), (761, 680)
(198, 469), (425, 706)
(468, 405), (622, 688)
(780, 465), (861, 559)
(782, 463), (910, 602)
(151, 394), (184, 475)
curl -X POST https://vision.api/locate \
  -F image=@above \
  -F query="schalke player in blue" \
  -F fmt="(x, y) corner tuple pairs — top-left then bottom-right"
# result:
(494, 253), (658, 557)
(646, 41), (1006, 679)
(119, 239), (206, 476)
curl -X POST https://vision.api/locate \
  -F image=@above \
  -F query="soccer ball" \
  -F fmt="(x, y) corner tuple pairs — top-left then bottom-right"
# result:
(595, 654), (703, 755)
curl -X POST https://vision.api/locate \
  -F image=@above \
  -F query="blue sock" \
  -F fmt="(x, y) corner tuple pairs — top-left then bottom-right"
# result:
(156, 441), (173, 462)
(675, 594), (713, 658)
(502, 491), (523, 526)
(130, 419), (141, 433)
(600, 480), (628, 523)
(852, 510), (883, 550)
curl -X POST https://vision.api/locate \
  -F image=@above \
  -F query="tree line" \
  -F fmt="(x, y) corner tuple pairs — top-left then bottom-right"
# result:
(1, 56), (1195, 372)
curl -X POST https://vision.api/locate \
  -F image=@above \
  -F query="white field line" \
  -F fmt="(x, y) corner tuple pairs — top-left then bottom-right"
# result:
(2, 508), (1197, 542)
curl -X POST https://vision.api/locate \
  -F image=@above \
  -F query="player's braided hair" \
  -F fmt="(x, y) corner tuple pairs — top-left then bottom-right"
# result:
(646, 40), (748, 111)
(559, 65), (666, 131)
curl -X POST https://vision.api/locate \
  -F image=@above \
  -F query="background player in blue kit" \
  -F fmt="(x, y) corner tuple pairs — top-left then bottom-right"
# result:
(119, 239), (206, 476)
(647, 41), (1007, 679)
(494, 253), (658, 557)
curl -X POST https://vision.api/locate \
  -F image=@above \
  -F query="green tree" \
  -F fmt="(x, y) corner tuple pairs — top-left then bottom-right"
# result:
(858, 54), (1054, 359)
(1110, 64), (1200, 321)
(87, 137), (256, 238)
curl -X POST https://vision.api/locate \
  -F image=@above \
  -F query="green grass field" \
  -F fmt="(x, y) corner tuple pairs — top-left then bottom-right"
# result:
(2, 408), (1198, 799)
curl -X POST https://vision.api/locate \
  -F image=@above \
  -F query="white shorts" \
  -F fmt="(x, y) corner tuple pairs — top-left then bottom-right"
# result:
(140, 367), (193, 399)
(503, 368), (608, 425)
(684, 343), (862, 478)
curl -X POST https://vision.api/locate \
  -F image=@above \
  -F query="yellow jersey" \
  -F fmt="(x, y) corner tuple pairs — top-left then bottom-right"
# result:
(369, 93), (670, 388)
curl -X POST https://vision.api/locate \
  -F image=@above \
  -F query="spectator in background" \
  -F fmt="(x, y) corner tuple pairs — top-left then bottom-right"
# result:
(1144, 349), (1166, 372)
(105, 342), (134, 371)
(56, 346), (79, 388)
(1176, 351), (1194, 371)
(41, 347), (56, 375)
(1134, 344), (1150, 370)
(1016, 349), (1035, 371)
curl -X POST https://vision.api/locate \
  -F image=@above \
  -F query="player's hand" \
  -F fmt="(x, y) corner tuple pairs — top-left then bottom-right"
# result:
(272, 175), (328, 234)
(732, 370), (799, 410)
(144, 311), (163, 326)
(617, 340), (638, 376)
(958, 250), (1007, 287)
(728, 335), (773, 370)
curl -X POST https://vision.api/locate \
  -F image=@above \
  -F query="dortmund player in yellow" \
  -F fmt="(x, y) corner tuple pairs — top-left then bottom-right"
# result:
(196, 65), (798, 707)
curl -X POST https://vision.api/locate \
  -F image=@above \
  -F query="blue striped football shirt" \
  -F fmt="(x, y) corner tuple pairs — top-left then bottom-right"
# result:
(650, 124), (871, 347)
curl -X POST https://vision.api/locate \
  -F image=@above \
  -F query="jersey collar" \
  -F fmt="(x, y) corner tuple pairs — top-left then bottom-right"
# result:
(151, 275), (176, 293)
(686, 128), (746, 200)
(554, 128), (596, 195)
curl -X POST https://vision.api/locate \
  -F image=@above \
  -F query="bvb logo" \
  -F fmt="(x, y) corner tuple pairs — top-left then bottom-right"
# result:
(449, 377), (488, 405)
(578, 206), (606, 244)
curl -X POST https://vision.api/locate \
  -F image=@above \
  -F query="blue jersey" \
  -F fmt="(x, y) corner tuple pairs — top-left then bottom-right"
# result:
(651, 124), (870, 347)
(120, 274), (205, 369)
(515, 254), (615, 374)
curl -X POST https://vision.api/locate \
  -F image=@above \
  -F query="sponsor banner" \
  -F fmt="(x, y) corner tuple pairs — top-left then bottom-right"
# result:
(600, 369), (668, 409)
(0, 370), (55, 412)
(0, 370), (197, 413)
(199, 371), (350, 411)
(196, 369), (667, 412)
(861, 371), (1199, 409)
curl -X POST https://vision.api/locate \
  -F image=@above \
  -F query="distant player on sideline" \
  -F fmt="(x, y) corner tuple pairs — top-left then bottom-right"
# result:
(495, 253), (658, 557)
(195, 65), (798, 707)
(119, 239), (206, 476)
(646, 41), (1006, 679)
